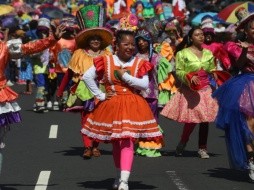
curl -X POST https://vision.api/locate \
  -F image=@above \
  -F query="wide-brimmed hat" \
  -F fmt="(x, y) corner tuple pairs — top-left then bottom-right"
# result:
(75, 5), (113, 49)
(235, 7), (254, 31)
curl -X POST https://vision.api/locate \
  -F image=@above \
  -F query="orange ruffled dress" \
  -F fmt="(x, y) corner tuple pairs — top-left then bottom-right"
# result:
(0, 35), (58, 127)
(0, 42), (21, 127)
(81, 55), (163, 142)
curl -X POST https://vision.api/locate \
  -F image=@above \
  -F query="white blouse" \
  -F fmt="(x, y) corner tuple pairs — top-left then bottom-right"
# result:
(82, 55), (149, 101)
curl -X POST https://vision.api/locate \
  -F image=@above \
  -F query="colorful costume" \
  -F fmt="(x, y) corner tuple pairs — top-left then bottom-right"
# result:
(57, 4), (114, 159)
(49, 37), (77, 109)
(202, 41), (231, 71)
(81, 55), (163, 142)
(134, 28), (171, 156)
(161, 48), (218, 123)
(58, 48), (112, 111)
(213, 41), (254, 170)
(0, 34), (58, 133)
(135, 52), (168, 157)
(19, 56), (33, 83)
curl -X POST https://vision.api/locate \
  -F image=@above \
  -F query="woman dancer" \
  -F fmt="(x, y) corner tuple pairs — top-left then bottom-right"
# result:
(212, 8), (254, 181)
(81, 15), (163, 190)
(57, 5), (113, 159)
(135, 28), (171, 157)
(161, 26), (218, 159)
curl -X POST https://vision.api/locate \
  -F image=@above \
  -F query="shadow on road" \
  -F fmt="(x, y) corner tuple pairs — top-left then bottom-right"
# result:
(0, 184), (57, 190)
(160, 150), (221, 158)
(203, 167), (251, 182)
(54, 147), (112, 157)
(78, 178), (157, 189)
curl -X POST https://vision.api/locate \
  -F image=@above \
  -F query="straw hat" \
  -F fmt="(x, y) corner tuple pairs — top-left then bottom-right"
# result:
(75, 5), (113, 49)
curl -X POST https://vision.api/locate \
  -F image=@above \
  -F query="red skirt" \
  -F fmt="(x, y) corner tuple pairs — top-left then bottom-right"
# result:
(81, 93), (163, 142)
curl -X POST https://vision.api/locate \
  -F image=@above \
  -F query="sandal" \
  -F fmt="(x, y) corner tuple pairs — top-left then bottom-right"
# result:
(92, 147), (101, 157)
(83, 147), (92, 159)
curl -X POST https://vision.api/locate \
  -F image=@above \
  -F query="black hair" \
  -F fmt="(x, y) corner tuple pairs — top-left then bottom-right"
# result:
(29, 20), (38, 30)
(115, 30), (136, 45)
(244, 19), (254, 31)
(175, 26), (201, 55)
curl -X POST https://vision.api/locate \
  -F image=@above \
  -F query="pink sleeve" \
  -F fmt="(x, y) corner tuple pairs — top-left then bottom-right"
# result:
(224, 41), (242, 61)
(216, 44), (231, 70)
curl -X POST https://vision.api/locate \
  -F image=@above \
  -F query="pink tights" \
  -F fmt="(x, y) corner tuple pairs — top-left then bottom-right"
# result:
(112, 139), (134, 171)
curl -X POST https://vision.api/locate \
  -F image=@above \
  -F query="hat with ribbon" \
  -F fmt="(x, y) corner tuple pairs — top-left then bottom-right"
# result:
(235, 7), (254, 31)
(75, 4), (113, 49)
(117, 14), (139, 32)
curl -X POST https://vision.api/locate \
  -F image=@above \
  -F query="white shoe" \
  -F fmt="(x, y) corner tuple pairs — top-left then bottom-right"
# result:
(198, 149), (210, 159)
(249, 170), (254, 181)
(112, 178), (120, 190)
(248, 160), (254, 170)
(53, 101), (59, 110)
(118, 181), (128, 190)
(249, 161), (254, 181)
(47, 101), (52, 109)
(0, 142), (5, 149)
(6, 80), (14, 86)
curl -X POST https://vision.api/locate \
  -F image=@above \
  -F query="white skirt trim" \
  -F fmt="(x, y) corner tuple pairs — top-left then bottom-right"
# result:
(0, 102), (21, 114)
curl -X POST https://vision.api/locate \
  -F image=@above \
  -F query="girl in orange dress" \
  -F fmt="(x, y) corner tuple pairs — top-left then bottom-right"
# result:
(82, 29), (163, 190)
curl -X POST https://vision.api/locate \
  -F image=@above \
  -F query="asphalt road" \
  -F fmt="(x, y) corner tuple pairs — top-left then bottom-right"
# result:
(0, 84), (253, 190)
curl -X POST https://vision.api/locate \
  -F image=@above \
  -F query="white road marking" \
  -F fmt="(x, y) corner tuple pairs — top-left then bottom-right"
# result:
(35, 171), (51, 190)
(49, 125), (58, 138)
(166, 171), (190, 190)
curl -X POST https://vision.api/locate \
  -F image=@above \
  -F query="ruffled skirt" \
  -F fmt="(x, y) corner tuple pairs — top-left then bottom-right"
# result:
(212, 73), (254, 170)
(81, 93), (163, 142)
(161, 85), (218, 123)
(0, 86), (22, 127)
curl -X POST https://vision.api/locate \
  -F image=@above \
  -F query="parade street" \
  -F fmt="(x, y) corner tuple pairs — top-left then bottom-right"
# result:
(0, 84), (253, 190)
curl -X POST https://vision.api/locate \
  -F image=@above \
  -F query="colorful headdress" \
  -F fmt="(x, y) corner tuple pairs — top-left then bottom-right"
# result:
(135, 28), (153, 59)
(60, 16), (77, 28)
(60, 16), (79, 32)
(164, 21), (181, 38)
(37, 15), (51, 32)
(201, 15), (215, 34)
(235, 7), (254, 31)
(165, 22), (177, 31)
(201, 15), (214, 29)
(139, 16), (163, 43)
(75, 5), (113, 49)
(117, 14), (139, 32)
